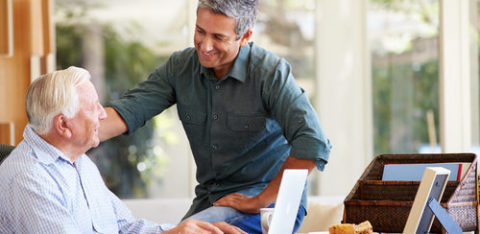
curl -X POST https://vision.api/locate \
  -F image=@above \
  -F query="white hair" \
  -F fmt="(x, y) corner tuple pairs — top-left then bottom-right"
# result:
(25, 66), (91, 135)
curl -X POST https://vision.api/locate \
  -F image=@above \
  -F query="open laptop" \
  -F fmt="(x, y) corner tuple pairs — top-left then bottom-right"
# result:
(268, 169), (308, 234)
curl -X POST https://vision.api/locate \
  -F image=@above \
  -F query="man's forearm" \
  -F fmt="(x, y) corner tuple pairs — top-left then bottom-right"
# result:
(212, 157), (316, 213)
(255, 156), (316, 207)
(99, 107), (128, 141)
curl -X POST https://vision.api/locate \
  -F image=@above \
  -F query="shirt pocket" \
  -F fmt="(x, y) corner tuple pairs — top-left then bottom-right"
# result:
(178, 107), (207, 125)
(177, 106), (207, 148)
(227, 113), (266, 132)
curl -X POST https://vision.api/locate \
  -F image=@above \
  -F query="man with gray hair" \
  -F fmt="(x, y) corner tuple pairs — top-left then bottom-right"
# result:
(0, 66), (244, 234)
(100, 0), (332, 233)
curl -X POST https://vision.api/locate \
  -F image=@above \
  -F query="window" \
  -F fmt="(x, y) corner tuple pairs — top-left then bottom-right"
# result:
(55, 0), (192, 198)
(55, 0), (321, 198)
(368, 0), (440, 155)
(253, 0), (318, 194)
(254, 0), (316, 98)
(55, 0), (479, 200)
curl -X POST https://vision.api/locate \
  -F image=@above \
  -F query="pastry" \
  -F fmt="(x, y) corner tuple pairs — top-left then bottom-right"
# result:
(328, 221), (373, 234)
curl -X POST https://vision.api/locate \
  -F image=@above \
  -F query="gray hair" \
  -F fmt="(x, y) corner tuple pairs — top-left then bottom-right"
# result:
(25, 66), (91, 135)
(197, 0), (258, 40)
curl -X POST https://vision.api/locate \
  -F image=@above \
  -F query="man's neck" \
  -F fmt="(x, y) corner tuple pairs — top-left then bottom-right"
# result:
(40, 132), (83, 163)
(213, 68), (228, 80)
(212, 59), (236, 80)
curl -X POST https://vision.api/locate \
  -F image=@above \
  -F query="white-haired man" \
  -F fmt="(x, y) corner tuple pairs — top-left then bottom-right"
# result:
(0, 66), (244, 234)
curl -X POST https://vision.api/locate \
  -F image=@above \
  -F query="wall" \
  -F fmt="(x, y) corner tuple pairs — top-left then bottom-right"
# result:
(0, 0), (54, 145)
(314, 0), (372, 195)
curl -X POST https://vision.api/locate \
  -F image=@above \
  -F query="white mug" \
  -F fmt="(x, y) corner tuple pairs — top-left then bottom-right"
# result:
(260, 207), (275, 234)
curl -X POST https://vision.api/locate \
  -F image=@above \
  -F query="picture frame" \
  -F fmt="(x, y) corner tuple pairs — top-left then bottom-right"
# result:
(403, 167), (462, 233)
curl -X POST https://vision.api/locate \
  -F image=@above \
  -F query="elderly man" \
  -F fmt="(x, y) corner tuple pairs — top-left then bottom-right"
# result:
(99, 0), (332, 233)
(0, 66), (244, 234)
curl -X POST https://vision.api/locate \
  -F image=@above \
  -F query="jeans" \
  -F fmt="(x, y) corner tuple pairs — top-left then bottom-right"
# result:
(187, 203), (306, 234)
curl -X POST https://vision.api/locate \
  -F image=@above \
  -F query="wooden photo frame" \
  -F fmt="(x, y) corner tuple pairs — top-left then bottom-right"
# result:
(403, 167), (458, 233)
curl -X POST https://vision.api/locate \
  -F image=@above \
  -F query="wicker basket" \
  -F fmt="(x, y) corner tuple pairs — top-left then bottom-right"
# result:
(343, 153), (479, 233)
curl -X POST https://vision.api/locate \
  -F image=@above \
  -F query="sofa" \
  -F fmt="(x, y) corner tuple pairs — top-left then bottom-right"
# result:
(123, 195), (345, 233)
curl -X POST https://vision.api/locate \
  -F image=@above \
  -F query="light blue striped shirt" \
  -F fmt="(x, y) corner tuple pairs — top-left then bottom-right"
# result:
(0, 125), (173, 233)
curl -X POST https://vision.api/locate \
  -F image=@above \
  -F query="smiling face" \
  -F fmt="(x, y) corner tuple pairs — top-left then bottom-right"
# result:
(66, 81), (107, 152)
(194, 8), (252, 79)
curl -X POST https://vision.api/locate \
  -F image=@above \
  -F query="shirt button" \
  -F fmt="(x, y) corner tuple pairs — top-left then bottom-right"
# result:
(212, 144), (218, 151)
(185, 114), (191, 121)
(213, 113), (218, 120)
(215, 85), (220, 90)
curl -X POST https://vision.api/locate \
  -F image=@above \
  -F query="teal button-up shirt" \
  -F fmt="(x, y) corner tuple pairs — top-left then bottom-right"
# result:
(110, 42), (332, 216)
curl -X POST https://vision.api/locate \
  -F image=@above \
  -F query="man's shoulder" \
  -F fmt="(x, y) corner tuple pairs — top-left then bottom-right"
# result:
(0, 143), (52, 188)
(169, 47), (198, 65)
(247, 42), (288, 72)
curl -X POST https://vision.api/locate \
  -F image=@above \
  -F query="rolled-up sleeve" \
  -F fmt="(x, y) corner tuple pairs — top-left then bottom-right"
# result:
(261, 59), (332, 170)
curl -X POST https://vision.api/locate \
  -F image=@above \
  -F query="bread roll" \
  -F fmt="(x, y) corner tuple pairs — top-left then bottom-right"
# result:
(328, 224), (355, 234)
(355, 221), (373, 234)
(328, 221), (373, 234)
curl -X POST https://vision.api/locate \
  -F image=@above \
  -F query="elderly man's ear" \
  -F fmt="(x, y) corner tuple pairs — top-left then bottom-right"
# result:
(53, 114), (73, 138)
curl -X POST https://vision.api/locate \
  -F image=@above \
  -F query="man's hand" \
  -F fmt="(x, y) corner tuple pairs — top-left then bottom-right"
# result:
(213, 192), (263, 214)
(214, 157), (316, 214)
(162, 219), (245, 234)
(99, 107), (128, 141)
(213, 221), (247, 234)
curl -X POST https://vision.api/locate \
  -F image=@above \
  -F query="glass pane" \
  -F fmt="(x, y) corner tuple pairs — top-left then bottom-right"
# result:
(55, 0), (316, 198)
(255, 0), (316, 98)
(55, 0), (191, 199)
(55, 0), (320, 198)
(368, 0), (440, 155)
(256, 0), (319, 195)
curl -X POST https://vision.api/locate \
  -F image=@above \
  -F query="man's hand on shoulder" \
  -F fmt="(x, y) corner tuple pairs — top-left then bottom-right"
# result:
(162, 219), (245, 234)
(213, 192), (264, 214)
(99, 107), (128, 141)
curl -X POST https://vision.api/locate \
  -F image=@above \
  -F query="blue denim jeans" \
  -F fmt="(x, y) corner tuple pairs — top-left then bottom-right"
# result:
(187, 203), (306, 234)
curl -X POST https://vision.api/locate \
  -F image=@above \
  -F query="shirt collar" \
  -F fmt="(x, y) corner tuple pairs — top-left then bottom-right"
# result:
(199, 43), (251, 83)
(23, 125), (74, 165)
(227, 43), (250, 82)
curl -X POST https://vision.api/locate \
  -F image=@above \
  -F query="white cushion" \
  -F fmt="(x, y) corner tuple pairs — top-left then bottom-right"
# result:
(297, 196), (345, 233)
(123, 198), (191, 225)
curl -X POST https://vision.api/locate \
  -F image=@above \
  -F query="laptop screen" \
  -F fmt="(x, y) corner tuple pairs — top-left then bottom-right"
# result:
(268, 169), (308, 234)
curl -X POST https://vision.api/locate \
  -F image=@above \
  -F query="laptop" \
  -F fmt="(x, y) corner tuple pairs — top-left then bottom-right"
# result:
(268, 169), (308, 234)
